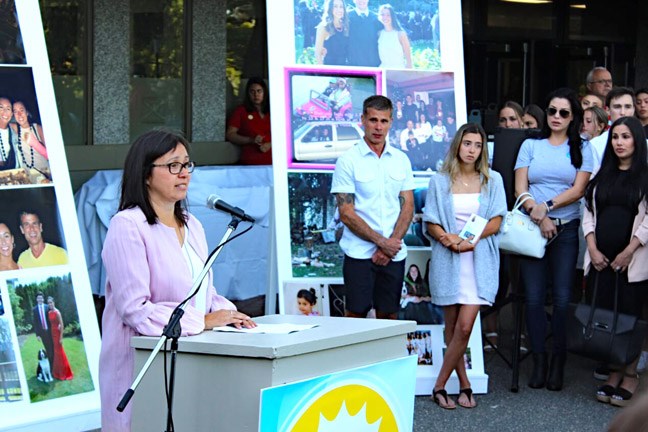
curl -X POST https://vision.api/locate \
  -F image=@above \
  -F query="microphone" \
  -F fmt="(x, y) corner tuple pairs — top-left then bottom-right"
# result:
(206, 195), (255, 223)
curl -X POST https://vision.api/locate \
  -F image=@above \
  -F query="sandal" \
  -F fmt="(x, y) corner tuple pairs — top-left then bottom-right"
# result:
(596, 384), (616, 403)
(484, 332), (498, 352)
(457, 387), (476, 408)
(610, 373), (639, 407)
(431, 388), (456, 410)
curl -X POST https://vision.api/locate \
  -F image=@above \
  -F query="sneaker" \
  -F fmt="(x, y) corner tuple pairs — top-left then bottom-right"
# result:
(637, 351), (648, 374)
(594, 364), (610, 381)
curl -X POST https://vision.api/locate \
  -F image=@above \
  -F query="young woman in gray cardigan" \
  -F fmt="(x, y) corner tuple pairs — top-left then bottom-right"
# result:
(423, 123), (507, 409)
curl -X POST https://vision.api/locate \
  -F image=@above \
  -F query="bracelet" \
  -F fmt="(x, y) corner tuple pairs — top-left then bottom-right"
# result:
(543, 201), (550, 213)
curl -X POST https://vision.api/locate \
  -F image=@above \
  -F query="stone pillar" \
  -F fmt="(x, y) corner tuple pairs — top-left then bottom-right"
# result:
(93, 0), (130, 145)
(191, 0), (227, 142)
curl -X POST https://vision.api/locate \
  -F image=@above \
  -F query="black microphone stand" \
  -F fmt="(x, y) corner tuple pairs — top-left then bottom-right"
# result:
(117, 216), (242, 432)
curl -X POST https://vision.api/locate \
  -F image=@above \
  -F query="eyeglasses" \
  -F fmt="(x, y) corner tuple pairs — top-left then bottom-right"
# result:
(151, 161), (196, 174)
(546, 107), (571, 119)
(589, 79), (613, 86)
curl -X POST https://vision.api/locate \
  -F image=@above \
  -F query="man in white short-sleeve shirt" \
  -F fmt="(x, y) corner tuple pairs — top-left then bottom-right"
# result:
(331, 95), (415, 319)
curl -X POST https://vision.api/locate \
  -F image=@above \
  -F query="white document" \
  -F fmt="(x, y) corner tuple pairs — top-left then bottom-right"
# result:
(459, 213), (488, 244)
(212, 323), (318, 334)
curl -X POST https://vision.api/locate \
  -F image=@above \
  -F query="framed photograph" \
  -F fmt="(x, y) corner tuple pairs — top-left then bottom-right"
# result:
(285, 67), (381, 169)
(280, 282), (329, 316)
(7, 270), (95, 402)
(0, 67), (52, 184)
(386, 70), (456, 173)
(288, 171), (343, 278)
(0, 186), (67, 271)
(293, 0), (441, 70)
(398, 248), (443, 325)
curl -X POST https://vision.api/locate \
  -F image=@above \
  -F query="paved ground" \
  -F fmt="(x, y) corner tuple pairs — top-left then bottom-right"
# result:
(412, 331), (640, 432)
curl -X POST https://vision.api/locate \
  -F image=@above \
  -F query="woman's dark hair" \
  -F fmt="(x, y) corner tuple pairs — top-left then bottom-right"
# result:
(537, 87), (584, 169)
(523, 104), (544, 130)
(297, 288), (317, 306)
(585, 116), (648, 212)
(119, 129), (190, 226)
(243, 77), (269, 114)
(406, 264), (423, 284)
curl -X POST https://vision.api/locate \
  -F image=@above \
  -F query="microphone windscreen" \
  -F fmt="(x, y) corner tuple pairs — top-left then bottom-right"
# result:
(206, 194), (220, 209)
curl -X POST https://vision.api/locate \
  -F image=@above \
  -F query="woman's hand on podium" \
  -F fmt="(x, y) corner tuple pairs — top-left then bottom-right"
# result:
(204, 309), (257, 330)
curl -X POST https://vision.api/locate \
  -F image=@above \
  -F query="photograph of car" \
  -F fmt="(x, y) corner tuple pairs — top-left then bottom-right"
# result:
(295, 88), (353, 121)
(286, 68), (381, 169)
(292, 121), (364, 162)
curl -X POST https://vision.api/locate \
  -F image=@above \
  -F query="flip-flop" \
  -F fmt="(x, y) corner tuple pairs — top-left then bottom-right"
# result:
(431, 388), (456, 410)
(457, 388), (477, 408)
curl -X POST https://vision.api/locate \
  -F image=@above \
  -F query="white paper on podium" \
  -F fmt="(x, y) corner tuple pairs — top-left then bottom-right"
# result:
(212, 323), (318, 334)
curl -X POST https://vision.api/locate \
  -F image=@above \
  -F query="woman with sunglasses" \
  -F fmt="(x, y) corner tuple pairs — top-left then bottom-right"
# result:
(99, 130), (256, 431)
(584, 116), (648, 407)
(514, 88), (594, 391)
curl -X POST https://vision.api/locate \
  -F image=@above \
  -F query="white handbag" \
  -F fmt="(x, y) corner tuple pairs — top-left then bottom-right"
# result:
(499, 192), (548, 258)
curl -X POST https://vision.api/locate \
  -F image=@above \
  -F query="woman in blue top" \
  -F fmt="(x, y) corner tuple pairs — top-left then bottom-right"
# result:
(514, 87), (593, 391)
(424, 123), (507, 409)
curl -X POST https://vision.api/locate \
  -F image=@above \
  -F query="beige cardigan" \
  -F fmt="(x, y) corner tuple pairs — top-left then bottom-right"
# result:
(582, 193), (648, 283)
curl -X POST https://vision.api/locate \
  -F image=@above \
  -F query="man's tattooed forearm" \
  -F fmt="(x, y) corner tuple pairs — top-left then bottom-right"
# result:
(335, 193), (355, 205)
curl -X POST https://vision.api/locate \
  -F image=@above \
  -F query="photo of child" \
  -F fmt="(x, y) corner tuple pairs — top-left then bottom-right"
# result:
(297, 288), (320, 316)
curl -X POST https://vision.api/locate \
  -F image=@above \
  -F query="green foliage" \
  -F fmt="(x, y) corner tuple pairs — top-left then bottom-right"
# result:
(8, 274), (80, 336)
(64, 321), (81, 338)
(19, 334), (95, 402)
(7, 286), (24, 330)
(291, 244), (343, 278)
(293, 41), (440, 70)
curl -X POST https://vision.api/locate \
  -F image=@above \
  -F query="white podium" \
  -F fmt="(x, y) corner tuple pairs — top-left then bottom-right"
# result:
(130, 314), (416, 431)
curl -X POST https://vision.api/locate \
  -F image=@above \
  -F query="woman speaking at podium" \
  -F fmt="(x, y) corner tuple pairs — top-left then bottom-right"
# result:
(99, 129), (255, 432)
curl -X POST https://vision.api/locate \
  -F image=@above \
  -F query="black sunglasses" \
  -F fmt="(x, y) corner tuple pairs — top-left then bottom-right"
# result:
(546, 107), (571, 119)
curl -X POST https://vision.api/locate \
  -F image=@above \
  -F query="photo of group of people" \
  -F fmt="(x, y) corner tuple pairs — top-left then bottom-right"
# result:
(406, 330), (433, 365)
(7, 272), (94, 402)
(0, 295), (21, 402)
(295, 0), (441, 70)
(386, 70), (456, 172)
(288, 69), (379, 168)
(0, 67), (52, 186)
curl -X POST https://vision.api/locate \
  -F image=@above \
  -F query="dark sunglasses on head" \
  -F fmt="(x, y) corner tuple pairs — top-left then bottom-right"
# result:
(546, 107), (571, 119)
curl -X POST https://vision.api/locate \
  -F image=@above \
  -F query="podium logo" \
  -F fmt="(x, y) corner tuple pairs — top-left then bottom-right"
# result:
(289, 384), (398, 431)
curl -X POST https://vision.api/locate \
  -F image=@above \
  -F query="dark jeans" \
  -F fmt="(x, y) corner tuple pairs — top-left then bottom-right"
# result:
(520, 219), (579, 354)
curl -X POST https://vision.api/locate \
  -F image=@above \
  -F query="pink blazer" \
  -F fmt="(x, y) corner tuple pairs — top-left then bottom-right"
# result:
(582, 194), (648, 283)
(99, 208), (235, 432)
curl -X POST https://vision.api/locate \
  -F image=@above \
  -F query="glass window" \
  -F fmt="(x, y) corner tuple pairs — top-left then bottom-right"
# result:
(40, 0), (87, 146)
(336, 125), (360, 141)
(129, 0), (185, 141)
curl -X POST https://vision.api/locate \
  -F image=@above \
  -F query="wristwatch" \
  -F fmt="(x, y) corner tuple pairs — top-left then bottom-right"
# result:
(545, 200), (554, 211)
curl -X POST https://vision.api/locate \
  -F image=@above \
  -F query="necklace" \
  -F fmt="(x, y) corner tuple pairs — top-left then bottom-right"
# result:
(0, 129), (6, 162)
(16, 125), (35, 169)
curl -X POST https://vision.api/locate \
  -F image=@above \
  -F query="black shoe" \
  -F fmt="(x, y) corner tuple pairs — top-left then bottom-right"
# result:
(528, 352), (547, 389)
(594, 364), (610, 381)
(546, 353), (566, 391)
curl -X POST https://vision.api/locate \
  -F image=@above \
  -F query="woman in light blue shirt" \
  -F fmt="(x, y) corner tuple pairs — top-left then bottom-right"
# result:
(514, 88), (593, 392)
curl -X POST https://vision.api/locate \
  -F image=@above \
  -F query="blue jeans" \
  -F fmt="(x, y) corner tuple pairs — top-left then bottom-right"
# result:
(520, 219), (579, 354)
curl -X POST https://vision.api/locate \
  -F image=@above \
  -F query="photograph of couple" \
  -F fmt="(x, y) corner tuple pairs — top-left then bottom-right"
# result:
(0, 186), (68, 272)
(8, 272), (94, 402)
(295, 0), (441, 69)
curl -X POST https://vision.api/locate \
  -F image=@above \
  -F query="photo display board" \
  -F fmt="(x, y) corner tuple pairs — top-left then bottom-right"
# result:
(268, 1), (487, 394)
(0, 1), (101, 430)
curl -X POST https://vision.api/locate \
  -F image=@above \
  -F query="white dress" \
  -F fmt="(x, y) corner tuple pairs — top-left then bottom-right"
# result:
(453, 193), (490, 306)
(378, 29), (406, 68)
